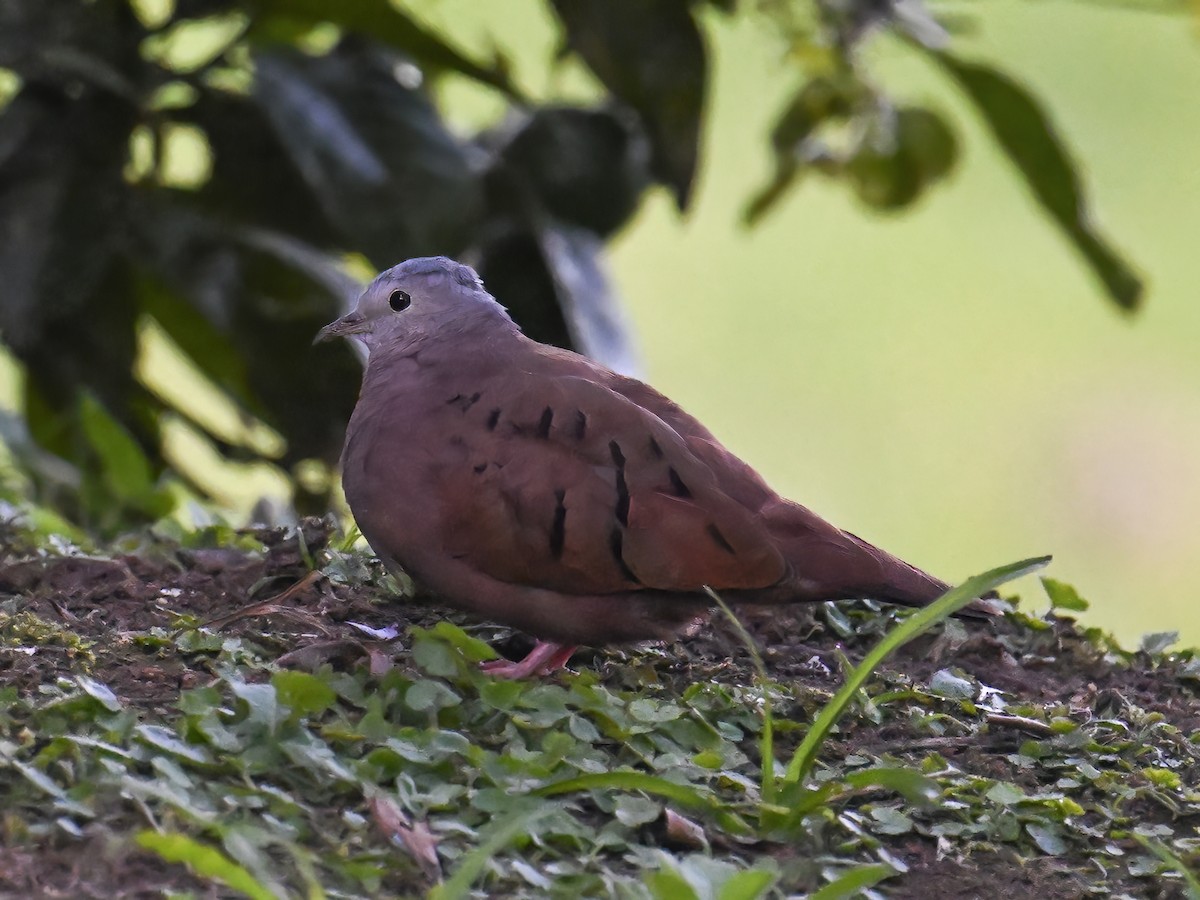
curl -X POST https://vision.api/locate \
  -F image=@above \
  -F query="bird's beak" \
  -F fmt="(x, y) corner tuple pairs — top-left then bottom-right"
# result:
(314, 311), (369, 345)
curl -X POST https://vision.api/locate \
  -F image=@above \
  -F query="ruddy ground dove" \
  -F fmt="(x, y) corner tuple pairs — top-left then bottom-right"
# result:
(319, 257), (983, 678)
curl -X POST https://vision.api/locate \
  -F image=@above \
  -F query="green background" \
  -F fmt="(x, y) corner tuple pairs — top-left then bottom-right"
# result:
(430, 0), (1200, 644)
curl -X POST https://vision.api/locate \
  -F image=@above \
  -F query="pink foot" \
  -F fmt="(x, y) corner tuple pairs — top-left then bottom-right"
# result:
(479, 640), (578, 679)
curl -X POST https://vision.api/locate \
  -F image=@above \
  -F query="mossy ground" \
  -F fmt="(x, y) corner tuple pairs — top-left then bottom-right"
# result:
(1, 518), (1197, 899)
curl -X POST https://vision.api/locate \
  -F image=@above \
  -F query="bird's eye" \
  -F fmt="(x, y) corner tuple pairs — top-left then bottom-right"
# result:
(389, 290), (411, 311)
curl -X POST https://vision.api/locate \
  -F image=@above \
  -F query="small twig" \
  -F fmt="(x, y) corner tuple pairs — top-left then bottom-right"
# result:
(864, 735), (977, 755)
(46, 593), (78, 622)
(199, 570), (324, 631)
(985, 712), (1057, 737)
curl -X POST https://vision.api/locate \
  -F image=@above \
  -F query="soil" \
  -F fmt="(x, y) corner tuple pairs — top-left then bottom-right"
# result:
(1, 518), (1197, 899)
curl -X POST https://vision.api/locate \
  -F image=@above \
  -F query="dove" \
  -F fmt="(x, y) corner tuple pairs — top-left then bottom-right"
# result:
(318, 256), (985, 678)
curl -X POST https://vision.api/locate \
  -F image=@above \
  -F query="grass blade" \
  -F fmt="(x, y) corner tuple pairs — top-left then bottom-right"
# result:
(705, 586), (776, 806)
(429, 804), (551, 900)
(135, 831), (275, 900)
(810, 862), (896, 900)
(1133, 835), (1200, 899)
(783, 556), (1050, 785)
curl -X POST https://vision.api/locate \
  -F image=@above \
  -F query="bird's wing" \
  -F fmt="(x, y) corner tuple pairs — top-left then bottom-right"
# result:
(429, 371), (787, 595)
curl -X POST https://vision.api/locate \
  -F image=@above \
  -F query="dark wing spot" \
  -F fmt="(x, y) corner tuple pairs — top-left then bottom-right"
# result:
(667, 467), (692, 498)
(648, 437), (664, 459)
(609, 440), (630, 526)
(706, 523), (737, 555)
(549, 489), (567, 560)
(536, 406), (554, 439)
(573, 410), (588, 440)
(486, 408), (501, 431)
(609, 527), (641, 584)
(447, 392), (483, 412)
(473, 462), (487, 474)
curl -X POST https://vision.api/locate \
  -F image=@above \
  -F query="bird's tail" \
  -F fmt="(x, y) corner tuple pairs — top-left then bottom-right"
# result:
(839, 531), (1002, 619)
(764, 501), (1002, 618)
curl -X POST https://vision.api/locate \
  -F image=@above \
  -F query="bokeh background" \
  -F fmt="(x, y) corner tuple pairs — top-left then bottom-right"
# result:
(425, 0), (1200, 644)
(2, 0), (1197, 646)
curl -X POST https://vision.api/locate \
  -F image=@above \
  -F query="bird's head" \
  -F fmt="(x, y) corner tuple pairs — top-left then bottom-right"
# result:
(315, 256), (510, 353)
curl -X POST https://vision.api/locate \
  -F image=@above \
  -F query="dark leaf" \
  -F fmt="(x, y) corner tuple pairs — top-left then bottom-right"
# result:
(469, 225), (639, 374)
(183, 88), (340, 248)
(251, 42), (487, 264)
(896, 106), (958, 183)
(932, 51), (1143, 310)
(19, 262), (148, 460)
(173, 0), (242, 18)
(77, 393), (172, 519)
(0, 86), (135, 349)
(492, 105), (651, 238)
(847, 140), (924, 211)
(744, 77), (860, 224)
(246, 0), (521, 97)
(0, 0), (139, 92)
(470, 229), (574, 351)
(551, 0), (707, 209)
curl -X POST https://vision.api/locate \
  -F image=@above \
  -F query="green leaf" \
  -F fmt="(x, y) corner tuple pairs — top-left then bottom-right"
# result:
(76, 675), (122, 712)
(271, 670), (336, 717)
(646, 867), (701, 900)
(986, 782), (1027, 805)
(405, 679), (461, 712)
(411, 633), (461, 679)
(717, 868), (778, 900)
(1025, 822), (1067, 856)
(927, 668), (977, 700)
(811, 863), (897, 900)
(426, 621), (497, 662)
(533, 771), (751, 836)
(870, 806), (914, 835)
(612, 794), (662, 827)
(77, 393), (161, 511)
(550, 0), (706, 208)
(784, 557), (1051, 786)
(10, 760), (68, 801)
(844, 767), (940, 806)
(1140, 631), (1179, 655)
(280, 734), (355, 782)
(480, 680), (524, 710)
(134, 725), (211, 765)
(931, 51), (1143, 310)
(136, 831), (276, 900)
(1041, 577), (1089, 612)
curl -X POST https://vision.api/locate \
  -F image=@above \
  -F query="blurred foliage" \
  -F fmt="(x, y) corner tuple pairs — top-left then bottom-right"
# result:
(0, 0), (1155, 530)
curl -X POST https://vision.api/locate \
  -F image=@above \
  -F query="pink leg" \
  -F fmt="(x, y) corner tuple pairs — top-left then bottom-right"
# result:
(479, 640), (578, 679)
